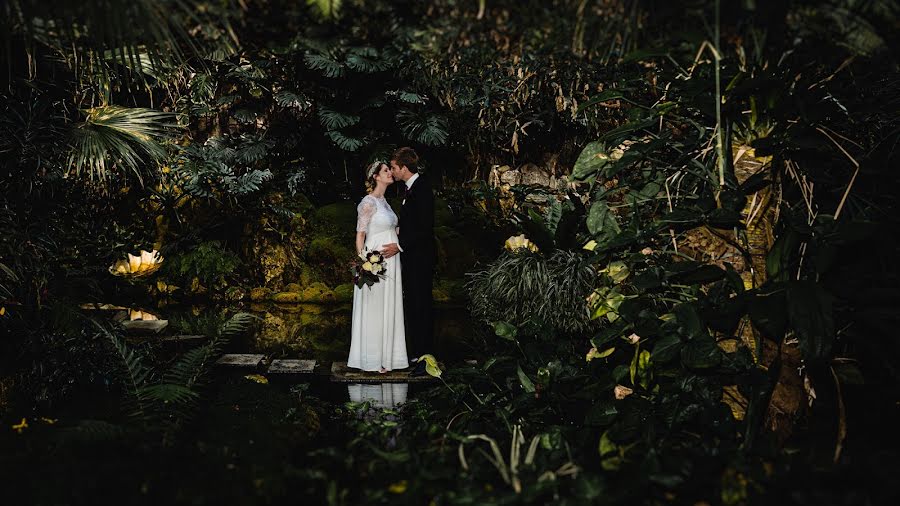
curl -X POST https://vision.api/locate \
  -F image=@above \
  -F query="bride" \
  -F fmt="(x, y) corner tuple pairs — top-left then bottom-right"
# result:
(347, 161), (409, 373)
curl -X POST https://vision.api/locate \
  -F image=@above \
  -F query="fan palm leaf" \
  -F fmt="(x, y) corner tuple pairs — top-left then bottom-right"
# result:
(67, 105), (178, 184)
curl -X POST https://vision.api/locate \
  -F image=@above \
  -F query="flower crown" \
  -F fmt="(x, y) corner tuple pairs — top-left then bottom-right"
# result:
(366, 160), (387, 179)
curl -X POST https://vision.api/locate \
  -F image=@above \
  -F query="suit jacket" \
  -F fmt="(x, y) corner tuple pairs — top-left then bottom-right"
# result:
(398, 174), (435, 266)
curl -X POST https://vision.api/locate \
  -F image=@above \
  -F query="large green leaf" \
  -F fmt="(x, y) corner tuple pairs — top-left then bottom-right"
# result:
(652, 334), (682, 363)
(572, 141), (611, 180)
(587, 201), (621, 239)
(517, 364), (536, 393)
(680, 338), (722, 369)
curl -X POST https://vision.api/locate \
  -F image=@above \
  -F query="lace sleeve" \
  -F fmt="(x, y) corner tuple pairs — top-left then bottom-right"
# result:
(356, 196), (376, 232)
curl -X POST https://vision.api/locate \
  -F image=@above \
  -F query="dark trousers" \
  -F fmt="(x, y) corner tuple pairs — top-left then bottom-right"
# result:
(401, 255), (434, 358)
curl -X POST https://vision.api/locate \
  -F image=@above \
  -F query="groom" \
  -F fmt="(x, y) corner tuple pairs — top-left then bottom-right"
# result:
(381, 147), (435, 377)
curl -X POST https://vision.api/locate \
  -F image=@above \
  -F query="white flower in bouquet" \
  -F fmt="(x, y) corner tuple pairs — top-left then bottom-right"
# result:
(362, 261), (373, 272)
(368, 253), (380, 263)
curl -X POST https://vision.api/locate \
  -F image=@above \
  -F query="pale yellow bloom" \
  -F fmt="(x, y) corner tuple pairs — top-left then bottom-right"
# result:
(614, 385), (633, 400)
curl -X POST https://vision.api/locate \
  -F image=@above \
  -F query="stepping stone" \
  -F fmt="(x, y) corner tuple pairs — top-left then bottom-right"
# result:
(330, 362), (439, 384)
(121, 319), (169, 335)
(215, 354), (265, 367)
(161, 335), (207, 344)
(267, 359), (316, 374)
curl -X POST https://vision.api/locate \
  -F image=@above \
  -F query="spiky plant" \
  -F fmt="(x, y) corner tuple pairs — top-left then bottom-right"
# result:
(68, 106), (178, 184)
(466, 250), (597, 337)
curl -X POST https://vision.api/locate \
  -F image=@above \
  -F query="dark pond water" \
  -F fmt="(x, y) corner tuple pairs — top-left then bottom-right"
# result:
(118, 301), (478, 407)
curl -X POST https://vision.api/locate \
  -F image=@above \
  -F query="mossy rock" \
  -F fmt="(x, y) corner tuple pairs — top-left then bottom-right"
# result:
(284, 282), (303, 293)
(300, 282), (336, 303)
(297, 264), (321, 286)
(272, 291), (303, 303)
(250, 287), (273, 301)
(334, 283), (355, 302)
(307, 236), (355, 287)
(313, 201), (358, 233)
(225, 286), (247, 302)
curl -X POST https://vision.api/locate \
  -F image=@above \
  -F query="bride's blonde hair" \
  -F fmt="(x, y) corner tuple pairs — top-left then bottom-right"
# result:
(364, 161), (387, 192)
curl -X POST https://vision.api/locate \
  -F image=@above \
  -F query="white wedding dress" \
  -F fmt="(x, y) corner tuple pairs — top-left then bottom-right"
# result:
(347, 195), (409, 371)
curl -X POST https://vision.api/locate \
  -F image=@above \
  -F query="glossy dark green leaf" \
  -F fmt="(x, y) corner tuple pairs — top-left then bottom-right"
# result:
(652, 334), (683, 363)
(680, 338), (722, 369)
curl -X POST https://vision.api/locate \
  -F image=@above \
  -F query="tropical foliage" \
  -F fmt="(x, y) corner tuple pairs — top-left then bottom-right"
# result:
(1, 0), (898, 505)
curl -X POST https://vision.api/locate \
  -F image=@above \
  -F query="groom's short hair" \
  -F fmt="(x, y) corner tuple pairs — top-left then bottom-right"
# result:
(392, 147), (419, 174)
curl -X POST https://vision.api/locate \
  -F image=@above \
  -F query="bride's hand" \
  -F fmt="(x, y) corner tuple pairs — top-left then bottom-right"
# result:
(381, 243), (400, 258)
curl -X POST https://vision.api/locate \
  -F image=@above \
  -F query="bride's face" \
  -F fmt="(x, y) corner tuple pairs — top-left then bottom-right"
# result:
(374, 164), (394, 185)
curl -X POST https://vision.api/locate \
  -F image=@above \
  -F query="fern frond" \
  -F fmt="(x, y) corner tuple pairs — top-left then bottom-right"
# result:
(219, 312), (259, 337)
(92, 319), (152, 422)
(139, 384), (200, 404)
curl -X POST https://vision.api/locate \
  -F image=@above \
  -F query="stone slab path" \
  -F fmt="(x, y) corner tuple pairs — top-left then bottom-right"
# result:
(330, 362), (438, 383)
(268, 359), (317, 374)
(215, 354), (265, 368)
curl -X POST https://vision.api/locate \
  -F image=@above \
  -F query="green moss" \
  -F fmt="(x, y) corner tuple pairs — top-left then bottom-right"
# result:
(334, 283), (355, 302)
(284, 282), (303, 293)
(307, 236), (355, 287)
(272, 292), (303, 303)
(250, 287), (273, 301)
(313, 202), (358, 234)
(300, 282), (336, 303)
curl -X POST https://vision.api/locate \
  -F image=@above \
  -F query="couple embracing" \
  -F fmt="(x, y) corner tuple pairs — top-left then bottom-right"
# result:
(346, 147), (434, 377)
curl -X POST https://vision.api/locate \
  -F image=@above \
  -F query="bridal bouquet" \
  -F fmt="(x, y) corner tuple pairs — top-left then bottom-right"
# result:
(353, 250), (386, 288)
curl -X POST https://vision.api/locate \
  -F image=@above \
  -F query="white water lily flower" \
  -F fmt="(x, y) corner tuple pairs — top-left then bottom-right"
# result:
(614, 385), (633, 400)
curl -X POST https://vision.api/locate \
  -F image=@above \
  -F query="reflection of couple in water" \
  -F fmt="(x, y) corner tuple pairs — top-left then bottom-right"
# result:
(348, 383), (408, 409)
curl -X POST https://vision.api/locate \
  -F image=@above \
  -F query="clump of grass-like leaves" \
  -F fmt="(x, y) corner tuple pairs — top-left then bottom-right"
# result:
(466, 250), (596, 337)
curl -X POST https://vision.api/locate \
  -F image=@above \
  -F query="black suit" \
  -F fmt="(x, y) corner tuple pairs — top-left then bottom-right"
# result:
(398, 174), (435, 358)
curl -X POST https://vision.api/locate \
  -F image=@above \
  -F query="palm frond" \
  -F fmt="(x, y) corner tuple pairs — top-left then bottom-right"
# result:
(67, 106), (178, 184)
